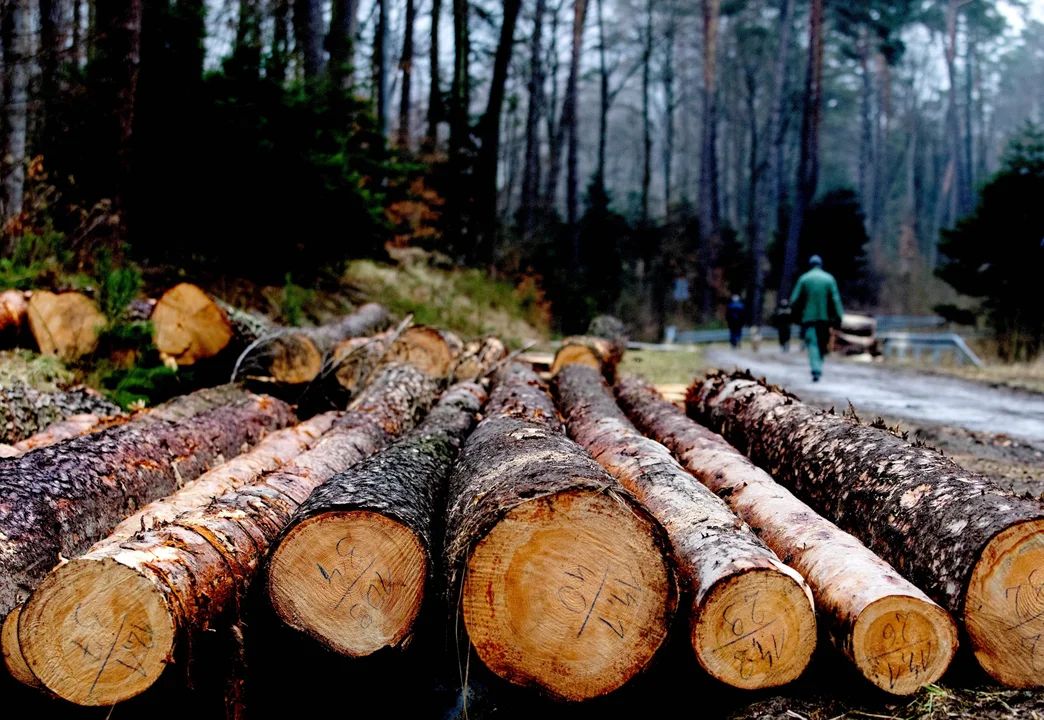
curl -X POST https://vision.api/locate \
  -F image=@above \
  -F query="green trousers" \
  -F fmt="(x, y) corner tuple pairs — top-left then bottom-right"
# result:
(803, 322), (831, 378)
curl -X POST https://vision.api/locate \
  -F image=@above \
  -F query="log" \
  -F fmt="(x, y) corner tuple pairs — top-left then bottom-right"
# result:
(151, 283), (235, 366)
(237, 302), (391, 384)
(267, 382), (486, 656)
(550, 336), (623, 380)
(17, 364), (438, 706)
(0, 289), (28, 340)
(587, 315), (628, 358)
(451, 336), (508, 382)
(332, 324), (460, 394)
(2, 605), (38, 688)
(0, 384), (296, 620)
(555, 365), (817, 690)
(445, 363), (674, 702)
(0, 412), (126, 457)
(27, 290), (107, 360)
(616, 374), (957, 694)
(0, 384), (121, 444)
(689, 371), (1044, 688)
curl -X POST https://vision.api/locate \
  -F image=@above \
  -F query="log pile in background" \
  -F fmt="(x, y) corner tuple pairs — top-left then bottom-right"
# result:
(689, 371), (1044, 688)
(151, 283), (235, 366)
(267, 382), (486, 657)
(15, 363), (439, 706)
(452, 336), (508, 382)
(549, 315), (628, 381)
(0, 384), (296, 620)
(445, 362), (674, 702)
(27, 290), (107, 360)
(0, 383), (121, 444)
(616, 374), (957, 694)
(555, 364), (817, 690)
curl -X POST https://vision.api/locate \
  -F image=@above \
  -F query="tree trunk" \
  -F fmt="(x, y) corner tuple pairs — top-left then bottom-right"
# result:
(445, 363), (674, 702)
(16, 365), (436, 706)
(550, 335), (624, 380)
(267, 382), (485, 657)
(964, 28), (975, 195)
(763, 0), (793, 258)
(293, 0), (325, 78)
(266, 0), (291, 82)
(689, 372), (1044, 689)
(234, 0), (263, 75)
(449, 0), (470, 164)
(331, 325), (464, 397)
(858, 30), (874, 226)
(943, 0), (968, 223)
(699, 0), (721, 318)
(72, 0), (84, 67)
(397, 0), (416, 147)
(564, 0), (588, 259)
(328, 0), (358, 87)
(519, 0), (547, 243)
(450, 335), (507, 382)
(0, 385), (121, 445)
(39, 0), (64, 155)
(744, 57), (761, 323)
(474, 0), (524, 263)
(616, 374), (958, 695)
(1, 0), (29, 225)
(593, 0), (608, 198)
(543, 1), (562, 211)
(557, 365), (816, 690)
(640, 0), (653, 229)
(426, 0), (443, 149)
(662, 10), (676, 216)
(0, 385), (295, 621)
(778, 0), (823, 299)
(373, 0), (388, 133)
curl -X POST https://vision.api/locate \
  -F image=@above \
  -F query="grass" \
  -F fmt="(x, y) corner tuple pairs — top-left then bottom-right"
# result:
(618, 347), (708, 385)
(344, 253), (550, 348)
(0, 349), (75, 391)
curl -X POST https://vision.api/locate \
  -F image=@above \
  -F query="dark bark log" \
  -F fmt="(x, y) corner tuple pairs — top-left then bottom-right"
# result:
(268, 382), (485, 656)
(0, 385), (121, 444)
(444, 363), (674, 701)
(426, 0), (443, 149)
(294, 0), (325, 78)
(397, 0), (416, 147)
(519, 0), (547, 242)
(0, 385), (295, 620)
(616, 374), (957, 695)
(16, 365), (437, 706)
(689, 371), (1044, 688)
(557, 365), (816, 689)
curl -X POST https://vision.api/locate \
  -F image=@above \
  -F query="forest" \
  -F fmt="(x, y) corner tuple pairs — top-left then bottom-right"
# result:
(0, 0), (1042, 347)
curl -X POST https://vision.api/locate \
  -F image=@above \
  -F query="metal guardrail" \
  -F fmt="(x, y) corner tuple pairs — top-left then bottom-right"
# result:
(666, 316), (947, 346)
(879, 332), (983, 368)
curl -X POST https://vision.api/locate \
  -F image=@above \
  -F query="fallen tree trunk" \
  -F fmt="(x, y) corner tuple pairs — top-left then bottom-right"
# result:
(0, 384), (296, 620)
(587, 315), (627, 356)
(0, 384), (121, 444)
(17, 364), (438, 706)
(551, 336), (624, 380)
(332, 324), (459, 395)
(27, 290), (107, 360)
(689, 371), (1044, 689)
(268, 382), (486, 657)
(555, 365), (816, 690)
(451, 336), (508, 382)
(0, 413), (126, 458)
(616, 374), (957, 694)
(237, 302), (391, 384)
(445, 363), (674, 702)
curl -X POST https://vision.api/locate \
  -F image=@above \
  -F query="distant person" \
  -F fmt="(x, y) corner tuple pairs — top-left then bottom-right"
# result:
(789, 255), (844, 382)
(726, 295), (746, 348)
(772, 298), (793, 352)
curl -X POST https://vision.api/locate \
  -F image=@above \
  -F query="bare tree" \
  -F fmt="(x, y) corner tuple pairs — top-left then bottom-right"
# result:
(564, 0), (589, 259)
(426, 0), (443, 149)
(519, 0), (548, 242)
(398, 0), (416, 147)
(294, 0), (326, 78)
(267, 0), (292, 83)
(544, 0), (563, 210)
(1, 0), (29, 226)
(661, 3), (678, 215)
(329, 0), (359, 86)
(699, 0), (721, 316)
(640, 0), (653, 229)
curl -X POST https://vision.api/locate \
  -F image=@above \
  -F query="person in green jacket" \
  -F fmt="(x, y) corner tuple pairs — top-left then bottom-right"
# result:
(789, 255), (844, 382)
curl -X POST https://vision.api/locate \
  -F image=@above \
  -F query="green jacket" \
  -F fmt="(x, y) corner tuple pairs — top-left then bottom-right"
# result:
(790, 267), (844, 325)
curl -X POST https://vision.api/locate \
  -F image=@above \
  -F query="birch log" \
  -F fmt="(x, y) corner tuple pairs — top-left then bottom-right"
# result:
(555, 365), (817, 690)
(616, 373), (957, 694)
(445, 363), (674, 702)
(689, 371), (1044, 688)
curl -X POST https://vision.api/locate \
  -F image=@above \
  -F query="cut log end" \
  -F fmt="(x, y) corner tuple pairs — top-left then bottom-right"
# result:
(965, 518), (1044, 688)
(268, 510), (427, 657)
(151, 283), (233, 366)
(19, 558), (176, 706)
(550, 345), (602, 376)
(2, 605), (41, 688)
(269, 334), (324, 384)
(691, 568), (816, 690)
(391, 326), (455, 378)
(462, 489), (672, 702)
(28, 291), (106, 361)
(851, 595), (957, 695)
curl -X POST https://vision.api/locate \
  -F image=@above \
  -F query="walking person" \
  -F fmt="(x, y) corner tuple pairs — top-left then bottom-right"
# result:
(789, 255), (844, 382)
(772, 298), (793, 352)
(726, 295), (746, 348)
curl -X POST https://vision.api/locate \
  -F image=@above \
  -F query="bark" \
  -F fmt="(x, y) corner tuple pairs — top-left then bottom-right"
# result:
(39, 0), (63, 153)
(294, 0), (326, 78)
(444, 363), (674, 701)
(858, 30), (874, 220)
(943, 0), (970, 224)
(474, 0), (524, 262)
(640, 0), (653, 229)
(0, 412), (125, 458)
(557, 366), (816, 690)
(594, 0), (607, 198)
(266, 0), (291, 83)
(397, 0), (416, 147)
(17, 365), (437, 706)
(331, 324), (464, 397)
(662, 10), (676, 215)
(0, 385), (121, 445)
(329, 0), (358, 87)
(778, 0), (823, 299)
(373, 0), (388, 133)
(689, 371), (1044, 688)
(1, 0), (29, 225)
(616, 374), (958, 695)
(0, 385), (295, 619)
(564, 0), (588, 255)
(267, 383), (486, 656)
(450, 335), (508, 382)
(763, 0), (793, 256)
(543, 1), (562, 210)
(551, 335), (624, 381)
(92, 0), (143, 235)
(426, 0), (443, 149)
(519, 0), (547, 243)
(699, 0), (721, 317)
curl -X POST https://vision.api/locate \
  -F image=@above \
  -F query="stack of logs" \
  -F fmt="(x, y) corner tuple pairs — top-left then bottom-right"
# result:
(2, 311), (1044, 715)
